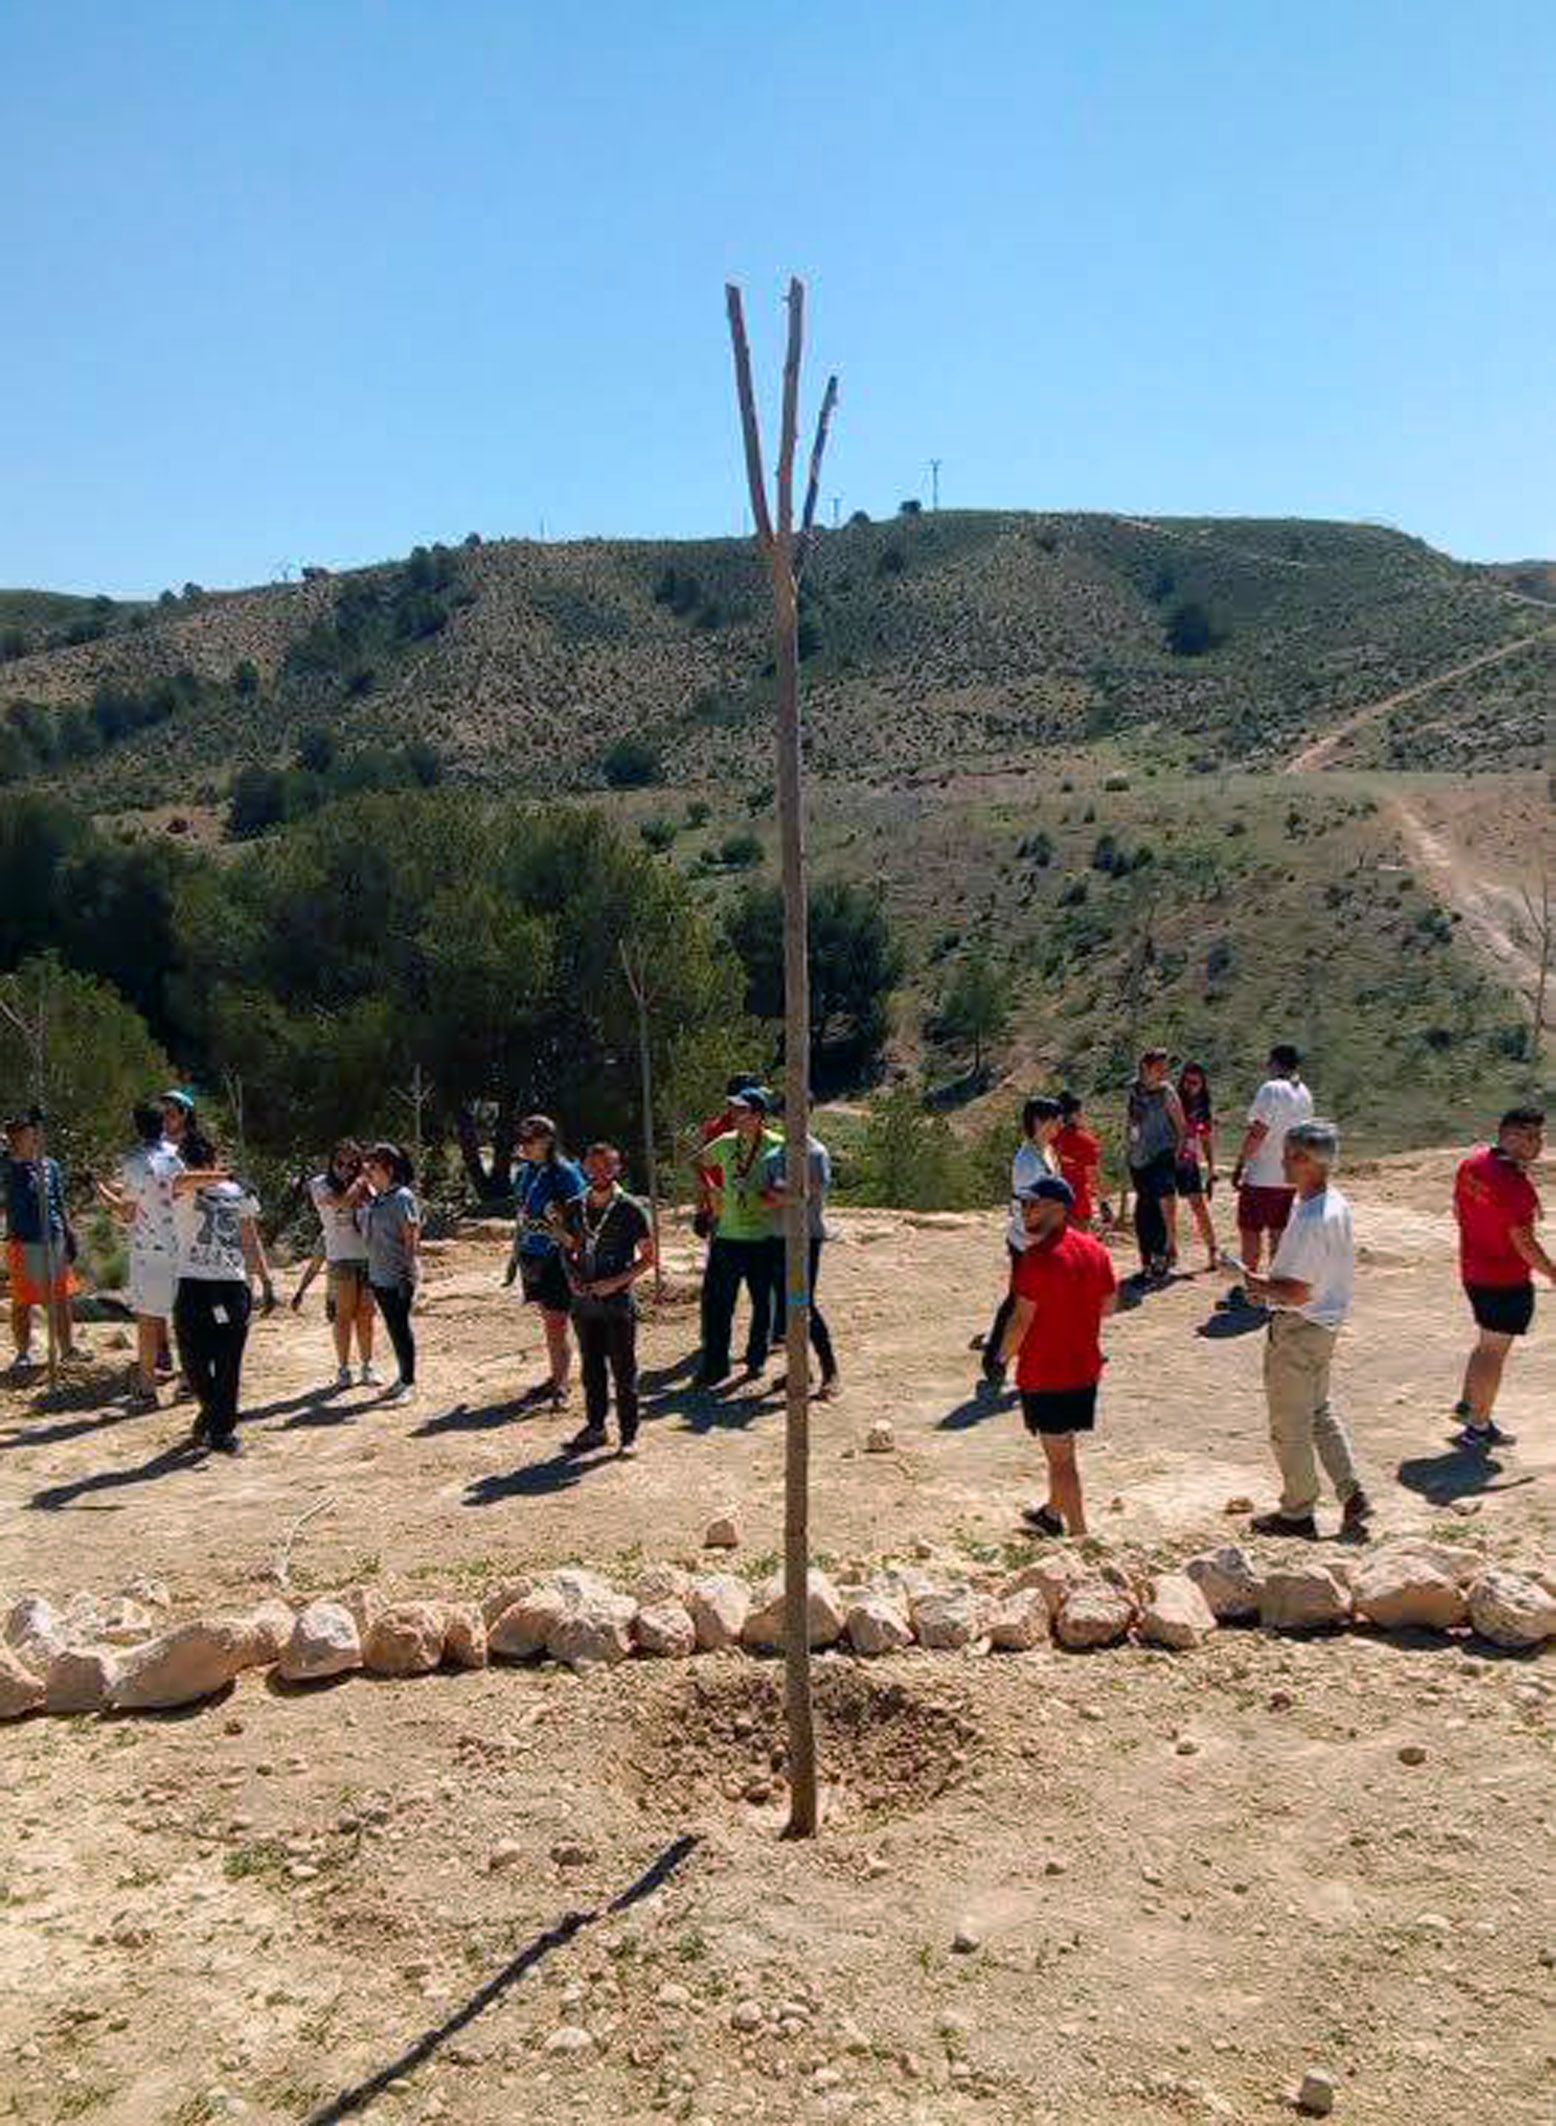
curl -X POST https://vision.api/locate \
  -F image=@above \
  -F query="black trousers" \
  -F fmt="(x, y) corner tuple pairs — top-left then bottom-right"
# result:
(1131, 1152), (1178, 1267)
(173, 1279), (252, 1443)
(578, 1306), (639, 1441)
(984, 1242), (1023, 1378)
(700, 1236), (774, 1379)
(764, 1234), (840, 1381)
(372, 1281), (416, 1385)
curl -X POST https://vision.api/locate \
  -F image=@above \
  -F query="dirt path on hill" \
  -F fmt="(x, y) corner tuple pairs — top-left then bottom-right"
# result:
(1284, 626), (1556, 773)
(1388, 796), (1544, 1002)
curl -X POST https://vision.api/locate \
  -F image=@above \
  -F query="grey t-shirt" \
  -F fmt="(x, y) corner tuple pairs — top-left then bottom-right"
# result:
(764, 1136), (832, 1240)
(363, 1185), (420, 1287)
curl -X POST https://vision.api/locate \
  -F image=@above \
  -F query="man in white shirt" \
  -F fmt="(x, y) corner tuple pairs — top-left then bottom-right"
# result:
(97, 1102), (184, 1409)
(1244, 1120), (1372, 1540)
(1232, 1044), (1315, 1286)
(982, 1096), (1062, 1386)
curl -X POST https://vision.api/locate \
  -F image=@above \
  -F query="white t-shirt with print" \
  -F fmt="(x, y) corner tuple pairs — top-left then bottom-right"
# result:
(1269, 1184), (1354, 1329)
(120, 1143), (183, 1263)
(174, 1181), (259, 1283)
(1245, 1076), (1314, 1188)
(1008, 1141), (1060, 1252)
(309, 1174), (369, 1263)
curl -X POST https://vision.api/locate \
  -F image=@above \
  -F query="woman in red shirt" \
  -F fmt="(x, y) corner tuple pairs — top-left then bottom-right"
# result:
(1054, 1094), (1104, 1230)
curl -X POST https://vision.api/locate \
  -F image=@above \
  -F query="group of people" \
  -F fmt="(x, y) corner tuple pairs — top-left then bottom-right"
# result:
(978, 1040), (1551, 1548)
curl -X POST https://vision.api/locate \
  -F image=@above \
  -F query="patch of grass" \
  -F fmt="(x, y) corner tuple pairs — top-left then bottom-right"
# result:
(54, 2086), (117, 2119)
(222, 1839), (289, 1884)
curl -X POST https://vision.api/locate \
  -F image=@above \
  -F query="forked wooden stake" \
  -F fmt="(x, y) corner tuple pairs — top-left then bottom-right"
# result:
(725, 279), (838, 1838)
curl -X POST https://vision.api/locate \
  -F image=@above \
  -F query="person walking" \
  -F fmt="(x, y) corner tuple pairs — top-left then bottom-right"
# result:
(561, 1142), (656, 1457)
(3, 1112), (80, 1372)
(1054, 1093), (1105, 1231)
(762, 1124), (840, 1400)
(297, 1142), (378, 1388)
(359, 1143), (421, 1406)
(1175, 1061), (1220, 1271)
(1231, 1044), (1313, 1292)
(1244, 1120), (1372, 1539)
(102, 1101), (185, 1408)
(1124, 1050), (1186, 1279)
(996, 1174), (1118, 1538)
(982, 1096), (1064, 1385)
(171, 1146), (274, 1455)
(694, 1088), (783, 1387)
(502, 1115), (585, 1406)
(1451, 1106), (1552, 1449)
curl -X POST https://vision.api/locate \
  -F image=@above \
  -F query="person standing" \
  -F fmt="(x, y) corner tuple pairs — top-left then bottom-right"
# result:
(3, 1113), (79, 1372)
(982, 1095), (1064, 1385)
(298, 1142), (378, 1389)
(1175, 1061), (1220, 1271)
(694, 1088), (783, 1387)
(1451, 1106), (1552, 1449)
(1231, 1044), (1314, 1289)
(171, 1148), (274, 1454)
(997, 1174), (1118, 1537)
(561, 1142), (656, 1456)
(359, 1143), (421, 1406)
(1124, 1050), (1186, 1279)
(763, 1124), (840, 1400)
(503, 1115), (585, 1406)
(1054, 1093), (1105, 1231)
(1244, 1120), (1372, 1539)
(103, 1102), (185, 1408)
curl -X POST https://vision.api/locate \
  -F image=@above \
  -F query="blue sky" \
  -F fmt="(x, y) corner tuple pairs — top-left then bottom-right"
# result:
(4, 1), (1552, 596)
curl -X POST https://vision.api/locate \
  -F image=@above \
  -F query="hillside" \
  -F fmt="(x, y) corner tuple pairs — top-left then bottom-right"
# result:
(1, 513), (1548, 806)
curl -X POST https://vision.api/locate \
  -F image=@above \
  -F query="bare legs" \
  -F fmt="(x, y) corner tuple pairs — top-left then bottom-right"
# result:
(1189, 1194), (1217, 1267)
(1040, 1433), (1087, 1537)
(542, 1307), (573, 1398)
(1460, 1329), (1513, 1425)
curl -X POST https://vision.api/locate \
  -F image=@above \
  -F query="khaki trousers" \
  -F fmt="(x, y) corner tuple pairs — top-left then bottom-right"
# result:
(1263, 1311), (1361, 1517)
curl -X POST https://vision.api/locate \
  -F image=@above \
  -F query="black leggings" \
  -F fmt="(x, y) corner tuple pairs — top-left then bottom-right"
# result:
(578, 1306), (639, 1441)
(700, 1236), (775, 1378)
(1131, 1152), (1178, 1267)
(984, 1243), (1023, 1377)
(372, 1282), (416, 1385)
(174, 1279), (252, 1443)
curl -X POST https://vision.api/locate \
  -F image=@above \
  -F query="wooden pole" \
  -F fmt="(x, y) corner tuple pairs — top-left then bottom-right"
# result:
(619, 941), (666, 1302)
(1, 973), (60, 1387)
(726, 278), (837, 1840)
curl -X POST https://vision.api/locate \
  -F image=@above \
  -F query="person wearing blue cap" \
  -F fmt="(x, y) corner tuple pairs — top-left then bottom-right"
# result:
(997, 1172), (1118, 1537)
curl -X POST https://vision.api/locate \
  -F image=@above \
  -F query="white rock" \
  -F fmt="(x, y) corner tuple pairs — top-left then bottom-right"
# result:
(339, 1583), (383, 1640)
(951, 1923), (982, 1954)
(278, 1600), (362, 1684)
(543, 2026), (595, 2057)
(1353, 1555), (1467, 1633)
(480, 1577), (535, 1626)
(1055, 1579), (1134, 1650)
(547, 1590), (638, 1670)
(441, 1603), (488, 1670)
(845, 1593), (914, 1657)
(230, 1600), (297, 1668)
(1002, 1554), (1088, 1612)
(742, 1571), (846, 1651)
(703, 1515), (742, 1550)
(1467, 1569), (1556, 1649)
(1183, 1546), (1263, 1622)
(633, 1564), (691, 1606)
(910, 1586), (987, 1651)
(1383, 1539), (1485, 1586)
(1297, 2066), (1336, 2116)
(363, 1602), (446, 1678)
(1141, 1574), (1218, 1651)
(1258, 1564), (1351, 1633)
(119, 1576), (172, 1612)
(864, 1420), (895, 1454)
(44, 1646), (120, 1714)
(633, 1601), (697, 1660)
(4, 1595), (65, 1672)
(685, 1574), (750, 1652)
(112, 1620), (254, 1710)
(987, 1585), (1050, 1651)
(488, 1587), (569, 1660)
(0, 1644), (45, 1720)
(95, 1596), (158, 1647)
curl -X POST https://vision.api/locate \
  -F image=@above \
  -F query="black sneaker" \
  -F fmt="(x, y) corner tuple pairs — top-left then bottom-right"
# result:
(1250, 1509), (1318, 1539)
(1456, 1420), (1515, 1450)
(1022, 1503), (1066, 1538)
(565, 1425), (608, 1455)
(209, 1433), (242, 1457)
(1339, 1489), (1374, 1539)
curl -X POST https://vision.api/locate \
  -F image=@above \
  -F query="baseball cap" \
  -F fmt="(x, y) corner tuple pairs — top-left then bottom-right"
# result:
(729, 1087), (772, 1115)
(1017, 1173), (1074, 1208)
(161, 1088), (196, 1114)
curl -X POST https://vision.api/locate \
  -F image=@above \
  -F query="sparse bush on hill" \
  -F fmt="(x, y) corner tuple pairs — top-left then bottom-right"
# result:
(929, 950), (1014, 1076)
(600, 736), (664, 789)
(846, 1085), (974, 1210)
(727, 879), (904, 1090)
(1165, 597), (1227, 656)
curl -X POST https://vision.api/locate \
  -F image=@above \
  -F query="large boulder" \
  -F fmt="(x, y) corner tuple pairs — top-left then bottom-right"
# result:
(1353, 1554), (1467, 1633)
(910, 1586), (987, 1651)
(1383, 1540), (1485, 1587)
(364, 1602), (446, 1678)
(1259, 1564), (1351, 1633)
(1467, 1570), (1556, 1650)
(1141, 1574), (1218, 1651)
(488, 1586), (569, 1661)
(987, 1586), (1050, 1652)
(633, 1565), (691, 1607)
(481, 1577), (535, 1627)
(1003, 1554), (1088, 1614)
(685, 1575), (750, 1652)
(5, 1594), (65, 1673)
(634, 1601), (697, 1659)
(278, 1600), (362, 1684)
(111, 1620), (250, 1711)
(1184, 1546), (1263, 1622)
(0, 1645), (45, 1720)
(742, 1571), (846, 1652)
(441, 1603), (488, 1670)
(846, 1593), (914, 1657)
(548, 1589), (638, 1670)
(232, 1600), (297, 1667)
(45, 1647), (119, 1714)
(1055, 1579), (1134, 1650)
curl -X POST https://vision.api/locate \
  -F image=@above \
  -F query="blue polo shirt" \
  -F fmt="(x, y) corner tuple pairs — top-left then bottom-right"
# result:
(5, 1155), (66, 1244)
(514, 1158), (586, 1257)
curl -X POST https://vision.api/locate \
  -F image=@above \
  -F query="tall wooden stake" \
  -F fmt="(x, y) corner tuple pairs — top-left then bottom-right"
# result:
(726, 278), (838, 1838)
(618, 940), (666, 1301)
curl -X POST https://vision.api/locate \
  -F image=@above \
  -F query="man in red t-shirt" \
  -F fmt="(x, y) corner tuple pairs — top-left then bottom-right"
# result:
(1451, 1106), (1552, 1448)
(1055, 1093), (1105, 1230)
(997, 1173), (1118, 1537)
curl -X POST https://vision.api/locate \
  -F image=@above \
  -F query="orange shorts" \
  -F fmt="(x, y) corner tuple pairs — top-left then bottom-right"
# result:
(6, 1238), (80, 1307)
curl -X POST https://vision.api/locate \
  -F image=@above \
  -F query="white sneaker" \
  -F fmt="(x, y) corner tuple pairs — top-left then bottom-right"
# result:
(7, 1352), (39, 1376)
(384, 1381), (415, 1406)
(335, 1365), (354, 1389)
(359, 1364), (381, 1387)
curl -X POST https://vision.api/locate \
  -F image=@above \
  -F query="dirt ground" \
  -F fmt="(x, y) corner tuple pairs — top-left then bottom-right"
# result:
(2, 1148), (1552, 2125)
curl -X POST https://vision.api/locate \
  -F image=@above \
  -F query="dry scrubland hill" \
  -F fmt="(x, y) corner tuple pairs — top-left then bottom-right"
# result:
(1, 513), (1547, 806)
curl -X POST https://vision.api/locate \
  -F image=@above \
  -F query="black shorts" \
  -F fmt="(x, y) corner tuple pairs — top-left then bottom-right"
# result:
(1175, 1159), (1205, 1199)
(1130, 1151), (1179, 1202)
(1021, 1385), (1098, 1436)
(1465, 1283), (1535, 1337)
(519, 1251), (573, 1315)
